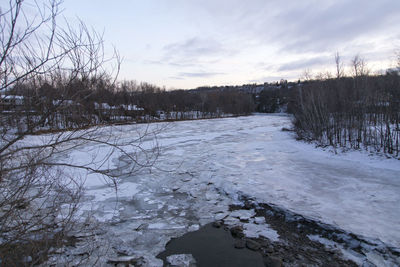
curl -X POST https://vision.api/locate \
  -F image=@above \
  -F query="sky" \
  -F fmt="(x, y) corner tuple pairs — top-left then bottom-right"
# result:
(61, 0), (400, 89)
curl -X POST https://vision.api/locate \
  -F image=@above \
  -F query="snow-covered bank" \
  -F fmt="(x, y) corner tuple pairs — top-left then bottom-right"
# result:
(38, 114), (399, 265)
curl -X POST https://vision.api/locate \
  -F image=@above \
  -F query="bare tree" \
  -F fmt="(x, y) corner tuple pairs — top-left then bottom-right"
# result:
(351, 54), (368, 77)
(397, 49), (400, 70)
(334, 52), (344, 79)
(301, 69), (313, 81)
(0, 1), (157, 265)
(291, 53), (399, 158)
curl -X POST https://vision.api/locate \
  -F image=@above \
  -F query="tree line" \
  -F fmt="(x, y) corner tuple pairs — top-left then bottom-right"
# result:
(2, 77), (257, 132)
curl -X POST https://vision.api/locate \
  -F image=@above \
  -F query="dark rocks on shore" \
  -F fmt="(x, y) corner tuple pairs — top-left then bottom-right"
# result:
(263, 256), (283, 267)
(223, 196), (361, 267)
(158, 194), (391, 266)
(212, 220), (223, 228)
(234, 239), (246, 249)
(230, 225), (244, 238)
(246, 239), (261, 251)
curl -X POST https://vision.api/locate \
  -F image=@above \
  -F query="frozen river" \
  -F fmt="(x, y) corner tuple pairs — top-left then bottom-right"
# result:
(58, 114), (400, 265)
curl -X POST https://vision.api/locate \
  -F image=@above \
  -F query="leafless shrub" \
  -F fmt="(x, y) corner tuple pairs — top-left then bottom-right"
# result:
(291, 53), (399, 157)
(0, 0), (158, 265)
(335, 52), (344, 79)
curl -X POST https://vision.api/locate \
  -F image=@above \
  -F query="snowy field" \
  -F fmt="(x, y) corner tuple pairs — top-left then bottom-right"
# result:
(42, 114), (400, 265)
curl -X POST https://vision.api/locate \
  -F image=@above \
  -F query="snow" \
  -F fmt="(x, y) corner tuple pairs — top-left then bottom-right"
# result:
(307, 235), (365, 265)
(122, 104), (144, 111)
(230, 209), (255, 220)
(3, 95), (24, 100)
(254, 217), (266, 224)
(22, 114), (400, 265)
(307, 234), (400, 266)
(166, 254), (196, 267)
(243, 223), (279, 241)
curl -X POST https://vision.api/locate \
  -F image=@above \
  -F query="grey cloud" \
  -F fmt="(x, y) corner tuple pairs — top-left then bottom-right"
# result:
(266, 0), (400, 53)
(151, 0), (399, 84)
(144, 37), (232, 68)
(194, 0), (400, 54)
(278, 56), (332, 72)
(253, 62), (278, 71)
(160, 37), (237, 68)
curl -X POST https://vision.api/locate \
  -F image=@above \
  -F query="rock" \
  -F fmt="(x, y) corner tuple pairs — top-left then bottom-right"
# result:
(258, 239), (274, 254)
(263, 256), (283, 267)
(243, 202), (253, 210)
(246, 239), (261, 251)
(257, 238), (271, 248)
(166, 254), (196, 267)
(212, 221), (223, 228)
(234, 239), (246, 249)
(230, 226), (244, 238)
(263, 246), (274, 254)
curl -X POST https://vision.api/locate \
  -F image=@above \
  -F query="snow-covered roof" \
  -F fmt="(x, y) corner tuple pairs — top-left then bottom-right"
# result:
(2, 95), (24, 100)
(94, 102), (116, 109)
(93, 102), (144, 111)
(122, 104), (144, 111)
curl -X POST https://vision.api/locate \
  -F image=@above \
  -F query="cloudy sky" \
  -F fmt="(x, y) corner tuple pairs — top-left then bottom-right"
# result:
(63, 0), (400, 89)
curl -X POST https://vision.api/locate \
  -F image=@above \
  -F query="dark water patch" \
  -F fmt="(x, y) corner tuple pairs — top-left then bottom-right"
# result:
(157, 223), (264, 267)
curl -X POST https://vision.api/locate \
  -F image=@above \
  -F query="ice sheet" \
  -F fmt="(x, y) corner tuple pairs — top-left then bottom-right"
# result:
(28, 114), (400, 265)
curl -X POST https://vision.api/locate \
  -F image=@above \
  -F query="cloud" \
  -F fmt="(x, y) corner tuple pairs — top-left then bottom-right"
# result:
(278, 56), (332, 72)
(143, 59), (196, 68)
(186, 0), (400, 54)
(164, 37), (226, 57)
(107, 0), (400, 87)
(177, 71), (225, 78)
(169, 76), (186, 80)
(258, 0), (400, 54)
(159, 37), (237, 68)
